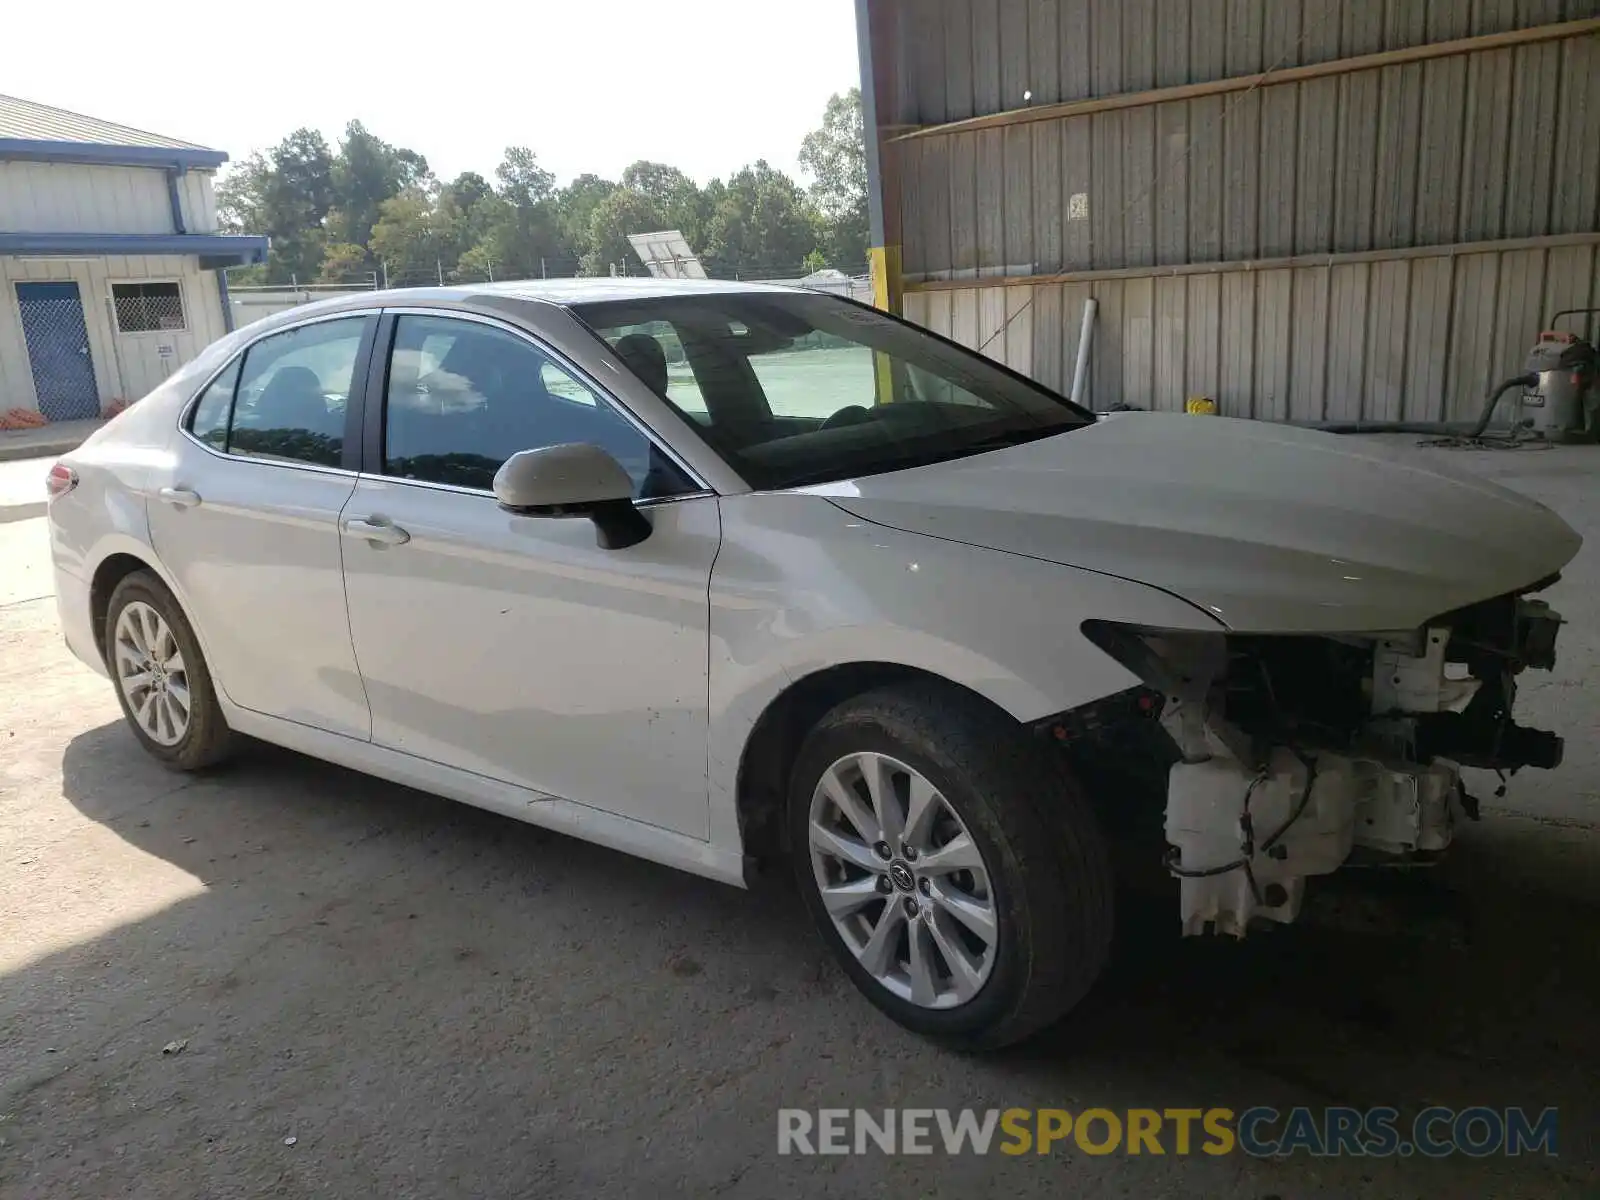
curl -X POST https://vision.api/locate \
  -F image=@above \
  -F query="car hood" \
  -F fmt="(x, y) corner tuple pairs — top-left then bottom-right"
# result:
(806, 413), (1582, 633)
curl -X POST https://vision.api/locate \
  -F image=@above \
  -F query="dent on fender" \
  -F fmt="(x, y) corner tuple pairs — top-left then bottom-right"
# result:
(104, 484), (150, 544)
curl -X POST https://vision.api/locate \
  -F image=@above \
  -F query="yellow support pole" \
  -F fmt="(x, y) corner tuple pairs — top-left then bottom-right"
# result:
(868, 244), (903, 314)
(869, 244), (902, 403)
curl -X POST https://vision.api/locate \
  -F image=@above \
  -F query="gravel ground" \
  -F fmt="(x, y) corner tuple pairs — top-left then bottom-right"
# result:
(1, 442), (1598, 1198)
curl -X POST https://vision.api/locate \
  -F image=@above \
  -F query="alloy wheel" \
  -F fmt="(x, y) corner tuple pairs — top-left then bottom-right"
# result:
(113, 600), (190, 747)
(808, 751), (998, 1009)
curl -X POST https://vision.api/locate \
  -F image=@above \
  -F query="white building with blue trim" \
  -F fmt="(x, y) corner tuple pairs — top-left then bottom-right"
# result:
(0, 94), (266, 421)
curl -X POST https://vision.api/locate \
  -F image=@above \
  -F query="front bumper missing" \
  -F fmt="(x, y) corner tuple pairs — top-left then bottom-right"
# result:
(1061, 593), (1566, 936)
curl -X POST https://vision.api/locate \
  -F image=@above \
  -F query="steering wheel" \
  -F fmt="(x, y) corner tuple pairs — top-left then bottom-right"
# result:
(818, 404), (873, 430)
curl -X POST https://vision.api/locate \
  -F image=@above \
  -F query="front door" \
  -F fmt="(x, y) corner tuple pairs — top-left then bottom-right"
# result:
(147, 314), (377, 739)
(15, 282), (99, 419)
(340, 312), (719, 838)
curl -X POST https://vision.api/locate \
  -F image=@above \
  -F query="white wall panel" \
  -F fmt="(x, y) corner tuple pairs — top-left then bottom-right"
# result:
(1, 254), (225, 412)
(0, 162), (172, 234)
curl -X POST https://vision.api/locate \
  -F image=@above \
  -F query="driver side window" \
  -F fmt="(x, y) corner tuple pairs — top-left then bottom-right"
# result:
(380, 314), (693, 498)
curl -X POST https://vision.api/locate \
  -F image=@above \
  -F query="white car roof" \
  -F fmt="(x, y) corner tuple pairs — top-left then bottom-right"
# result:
(227, 276), (809, 341)
(464, 277), (801, 304)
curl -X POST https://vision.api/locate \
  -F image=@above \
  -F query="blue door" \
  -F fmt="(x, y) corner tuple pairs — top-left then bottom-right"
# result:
(15, 282), (100, 420)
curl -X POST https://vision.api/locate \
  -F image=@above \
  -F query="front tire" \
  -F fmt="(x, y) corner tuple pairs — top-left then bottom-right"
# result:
(788, 683), (1113, 1050)
(105, 570), (234, 771)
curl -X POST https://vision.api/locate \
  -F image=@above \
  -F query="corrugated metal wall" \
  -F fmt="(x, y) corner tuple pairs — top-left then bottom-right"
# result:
(878, 0), (1600, 419)
(890, 0), (1600, 122)
(905, 241), (1600, 420)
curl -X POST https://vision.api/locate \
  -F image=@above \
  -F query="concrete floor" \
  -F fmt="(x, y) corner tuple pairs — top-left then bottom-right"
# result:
(0, 417), (102, 466)
(1, 441), (1597, 1198)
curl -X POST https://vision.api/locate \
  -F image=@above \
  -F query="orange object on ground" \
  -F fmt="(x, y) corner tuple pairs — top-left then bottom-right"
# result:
(0, 408), (50, 430)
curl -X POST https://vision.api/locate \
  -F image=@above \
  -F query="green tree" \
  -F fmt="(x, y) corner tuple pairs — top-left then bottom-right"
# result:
(466, 147), (565, 279)
(581, 188), (666, 276)
(619, 160), (712, 254)
(219, 110), (869, 285)
(441, 170), (494, 215)
(327, 121), (432, 254)
(555, 174), (618, 266)
(620, 161), (692, 207)
(799, 88), (870, 271)
(369, 188), (454, 285)
(454, 238), (505, 282)
(433, 171), (502, 277)
(495, 146), (556, 207)
(703, 161), (819, 278)
(216, 151), (270, 234)
(261, 129), (337, 283)
(317, 242), (371, 283)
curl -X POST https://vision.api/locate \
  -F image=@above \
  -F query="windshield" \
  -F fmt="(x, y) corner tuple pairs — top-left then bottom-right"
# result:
(572, 292), (1092, 490)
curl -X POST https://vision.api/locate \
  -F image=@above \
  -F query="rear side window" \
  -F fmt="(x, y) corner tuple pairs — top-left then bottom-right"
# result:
(188, 359), (240, 450)
(186, 316), (373, 467)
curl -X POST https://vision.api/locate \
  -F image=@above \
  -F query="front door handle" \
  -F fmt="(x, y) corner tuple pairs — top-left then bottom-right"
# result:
(341, 516), (410, 546)
(158, 487), (201, 509)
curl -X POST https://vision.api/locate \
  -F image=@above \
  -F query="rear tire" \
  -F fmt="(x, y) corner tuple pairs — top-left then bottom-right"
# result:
(105, 570), (234, 771)
(788, 683), (1113, 1050)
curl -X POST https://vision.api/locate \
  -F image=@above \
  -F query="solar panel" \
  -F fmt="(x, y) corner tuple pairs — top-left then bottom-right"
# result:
(626, 230), (708, 280)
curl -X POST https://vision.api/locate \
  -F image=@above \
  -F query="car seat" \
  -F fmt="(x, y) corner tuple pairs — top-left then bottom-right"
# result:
(257, 366), (336, 436)
(613, 333), (670, 397)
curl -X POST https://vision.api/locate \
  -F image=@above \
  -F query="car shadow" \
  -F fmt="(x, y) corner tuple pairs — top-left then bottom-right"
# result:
(4, 718), (1596, 1196)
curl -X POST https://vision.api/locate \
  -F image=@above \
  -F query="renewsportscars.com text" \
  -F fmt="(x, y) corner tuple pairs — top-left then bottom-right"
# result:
(777, 1106), (1558, 1158)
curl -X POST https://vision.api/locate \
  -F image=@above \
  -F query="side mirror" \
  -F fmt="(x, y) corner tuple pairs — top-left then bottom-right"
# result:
(492, 443), (651, 550)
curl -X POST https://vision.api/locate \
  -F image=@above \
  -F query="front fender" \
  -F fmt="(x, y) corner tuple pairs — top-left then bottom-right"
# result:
(706, 492), (1223, 849)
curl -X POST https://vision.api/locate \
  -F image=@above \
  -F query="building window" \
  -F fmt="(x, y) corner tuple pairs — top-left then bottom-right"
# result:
(112, 281), (186, 333)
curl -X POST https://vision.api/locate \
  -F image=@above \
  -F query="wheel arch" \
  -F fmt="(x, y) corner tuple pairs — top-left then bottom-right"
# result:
(89, 552), (157, 665)
(82, 541), (216, 692)
(733, 661), (1023, 864)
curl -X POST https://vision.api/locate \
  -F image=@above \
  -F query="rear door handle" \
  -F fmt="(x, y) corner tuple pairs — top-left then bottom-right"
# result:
(341, 516), (410, 546)
(158, 487), (201, 509)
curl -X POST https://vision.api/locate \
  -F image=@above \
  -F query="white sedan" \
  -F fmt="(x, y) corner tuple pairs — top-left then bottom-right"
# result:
(46, 279), (1580, 1048)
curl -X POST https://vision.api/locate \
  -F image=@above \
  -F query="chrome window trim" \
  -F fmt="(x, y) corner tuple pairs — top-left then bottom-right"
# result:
(176, 308), (384, 478)
(354, 470), (715, 510)
(377, 306), (713, 495)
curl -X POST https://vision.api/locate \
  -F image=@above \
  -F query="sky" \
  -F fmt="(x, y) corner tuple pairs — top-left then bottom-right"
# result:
(4, 1), (862, 187)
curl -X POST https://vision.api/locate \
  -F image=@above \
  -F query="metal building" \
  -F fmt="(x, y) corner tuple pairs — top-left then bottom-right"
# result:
(858, 1), (1600, 422)
(0, 95), (266, 421)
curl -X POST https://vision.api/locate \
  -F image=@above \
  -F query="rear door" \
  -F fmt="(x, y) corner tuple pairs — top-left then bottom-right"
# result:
(147, 313), (378, 739)
(339, 310), (720, 837)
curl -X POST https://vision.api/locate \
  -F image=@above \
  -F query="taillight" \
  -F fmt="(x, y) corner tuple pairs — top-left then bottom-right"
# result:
(45, 462), (77, 499)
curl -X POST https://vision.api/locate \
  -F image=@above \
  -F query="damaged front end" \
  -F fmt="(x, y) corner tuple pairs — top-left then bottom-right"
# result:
(1059, 583), (1566, 937)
